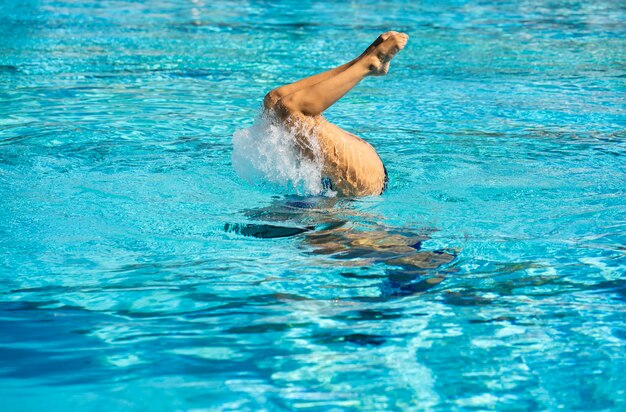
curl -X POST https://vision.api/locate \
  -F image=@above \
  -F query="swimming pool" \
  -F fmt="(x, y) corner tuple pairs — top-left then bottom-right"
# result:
(1, 0), (625, 410)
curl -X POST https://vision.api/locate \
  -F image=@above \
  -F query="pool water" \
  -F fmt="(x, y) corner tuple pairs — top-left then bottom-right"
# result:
(1, 0), (625, 410)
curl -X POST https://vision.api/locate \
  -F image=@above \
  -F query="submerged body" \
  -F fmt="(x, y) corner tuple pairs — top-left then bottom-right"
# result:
(262, 32), (408, 196)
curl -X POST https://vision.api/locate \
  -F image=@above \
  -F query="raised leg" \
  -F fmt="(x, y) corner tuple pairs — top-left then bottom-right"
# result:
(263, 32), (405, 111)
(263, 61), (354, 109)
(276, 33), (408, 117)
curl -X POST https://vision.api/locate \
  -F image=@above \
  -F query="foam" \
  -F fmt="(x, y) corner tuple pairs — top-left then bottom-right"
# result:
(232, 111), (333, 196)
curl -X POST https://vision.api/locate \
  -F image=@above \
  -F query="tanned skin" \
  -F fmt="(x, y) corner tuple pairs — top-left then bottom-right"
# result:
(263, 31), (409, 196)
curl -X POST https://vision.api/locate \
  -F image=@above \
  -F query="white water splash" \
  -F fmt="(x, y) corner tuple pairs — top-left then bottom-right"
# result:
(232, 111), (332, 196)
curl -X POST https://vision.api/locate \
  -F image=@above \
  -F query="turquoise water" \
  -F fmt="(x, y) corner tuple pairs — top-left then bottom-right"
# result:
(1, 0), (625, 410)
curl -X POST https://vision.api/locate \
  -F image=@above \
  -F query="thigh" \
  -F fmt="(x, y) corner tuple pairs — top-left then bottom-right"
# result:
(316, 120), (387, 196)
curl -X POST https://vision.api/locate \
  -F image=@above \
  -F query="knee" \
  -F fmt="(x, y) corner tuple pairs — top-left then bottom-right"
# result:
(278, 94), (301, 115)
(263, 89), (310, 118)
(263, 89), (285, 110)
(263, 91), (277, 110)
(264, 92), (301, 119)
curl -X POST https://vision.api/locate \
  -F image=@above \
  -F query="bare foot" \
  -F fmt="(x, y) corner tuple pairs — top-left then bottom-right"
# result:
(365, 32), (409, 76)
(360, 31), (400, 57)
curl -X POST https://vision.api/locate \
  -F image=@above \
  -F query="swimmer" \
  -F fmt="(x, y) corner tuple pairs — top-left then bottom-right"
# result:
(263, 31), (409, 196)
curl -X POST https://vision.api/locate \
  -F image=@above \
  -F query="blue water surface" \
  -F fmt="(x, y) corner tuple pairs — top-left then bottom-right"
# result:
(1, 0), (625, 410)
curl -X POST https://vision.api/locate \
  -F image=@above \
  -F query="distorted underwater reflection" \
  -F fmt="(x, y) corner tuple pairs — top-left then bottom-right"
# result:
(225, 196), (458, 297)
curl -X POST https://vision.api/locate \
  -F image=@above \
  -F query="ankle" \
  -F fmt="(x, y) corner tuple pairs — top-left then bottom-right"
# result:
(362, 55), (383, 76)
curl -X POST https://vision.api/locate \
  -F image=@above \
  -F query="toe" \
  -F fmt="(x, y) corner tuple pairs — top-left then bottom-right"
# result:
(392, 33), (409, 50)
(381, 31), (400, 40)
